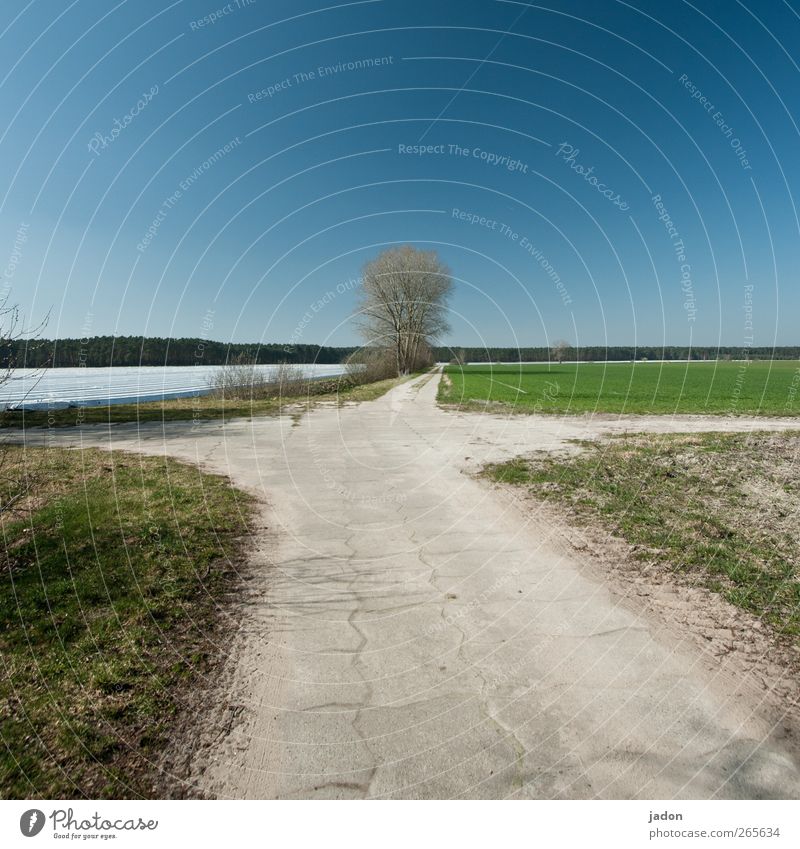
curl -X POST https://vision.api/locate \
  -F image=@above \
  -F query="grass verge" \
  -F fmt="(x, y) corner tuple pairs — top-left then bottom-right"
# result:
(0, 373), (415, 429)
(0, 445), (255, 798)
(484, 431), (800, 640)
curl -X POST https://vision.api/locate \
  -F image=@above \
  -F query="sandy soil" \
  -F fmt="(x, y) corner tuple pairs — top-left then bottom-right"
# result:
(10, 370), (800, 799)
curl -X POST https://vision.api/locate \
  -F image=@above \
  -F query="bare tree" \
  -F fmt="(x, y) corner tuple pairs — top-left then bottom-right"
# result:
(1, 294), (49, 517)
(550, 339), (571, 364)
(0, 294), (50, 396)
(355, 246), (453, 375)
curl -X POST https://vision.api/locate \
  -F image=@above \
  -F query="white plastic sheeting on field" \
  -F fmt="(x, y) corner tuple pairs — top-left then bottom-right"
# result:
(0, 364), (347, 410)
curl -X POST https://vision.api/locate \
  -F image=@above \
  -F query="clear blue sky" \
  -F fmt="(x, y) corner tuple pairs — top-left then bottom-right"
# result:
(1, 0), (798, 350)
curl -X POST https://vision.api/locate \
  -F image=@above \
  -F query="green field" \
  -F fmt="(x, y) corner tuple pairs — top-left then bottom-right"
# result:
(440, 360), (800, 415)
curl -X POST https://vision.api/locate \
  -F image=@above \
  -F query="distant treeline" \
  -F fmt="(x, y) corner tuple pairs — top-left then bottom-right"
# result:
(3, 338), (800, 368)
(3, 336), (357, 368)
(434, 346), (800, 362)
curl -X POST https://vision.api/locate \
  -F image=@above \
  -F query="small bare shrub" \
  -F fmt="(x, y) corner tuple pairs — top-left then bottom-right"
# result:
(270, 362), (307, 395)
(344, 347), (398, 386)
(208, 360), (308, 400)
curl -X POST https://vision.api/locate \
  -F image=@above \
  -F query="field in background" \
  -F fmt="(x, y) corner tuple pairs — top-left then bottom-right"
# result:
(0, 364), (346, 410)
(440, 360), (800, 415)
(0, 374), (409, 429)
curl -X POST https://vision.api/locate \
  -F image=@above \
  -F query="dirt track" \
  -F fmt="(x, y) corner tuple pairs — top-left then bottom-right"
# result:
(15, 370), (800, 798)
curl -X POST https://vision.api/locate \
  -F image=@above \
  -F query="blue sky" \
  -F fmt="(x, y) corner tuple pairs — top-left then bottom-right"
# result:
(1, 0), (799, 350)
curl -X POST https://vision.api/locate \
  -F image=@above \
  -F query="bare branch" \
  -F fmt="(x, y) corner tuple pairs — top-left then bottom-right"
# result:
(354, 246), (452, 374)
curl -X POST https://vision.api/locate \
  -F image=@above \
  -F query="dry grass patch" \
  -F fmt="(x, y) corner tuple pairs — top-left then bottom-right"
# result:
(0, 445), (255, 798)
(485, 431), (800, 641)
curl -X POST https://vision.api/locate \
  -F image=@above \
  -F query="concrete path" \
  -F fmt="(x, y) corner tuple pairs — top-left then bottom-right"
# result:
(15, 371), (800, 798)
